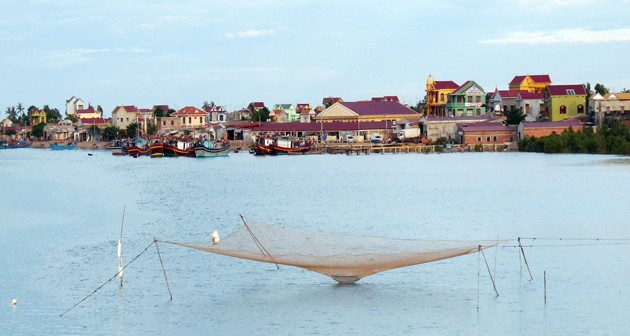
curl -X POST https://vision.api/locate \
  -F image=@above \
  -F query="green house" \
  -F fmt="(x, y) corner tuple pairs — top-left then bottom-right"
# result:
(273, 104), (299, 122)
(446, 80), (486, 117)
(544, 85), (587, 121)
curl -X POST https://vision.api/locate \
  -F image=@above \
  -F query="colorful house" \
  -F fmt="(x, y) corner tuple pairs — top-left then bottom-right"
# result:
(517, 120), (583, 140)
(446, 80), (486, 117)
(76, 105), (102, 120)
(272, 104), (298, 122)
(544, 85), (587, 121)
(171, 106), (208, 129)
(248, 102), (266, 111)
(509, 75), (552, 93)
(112, 105), (140, 129)
(29, 109), (47, 125)
(204, 105), (227, 123)
(298, 104), (315, 123)
(315, 101), (419, 123)
(425, 75), (459, 116)
(65, 96), (85, 116)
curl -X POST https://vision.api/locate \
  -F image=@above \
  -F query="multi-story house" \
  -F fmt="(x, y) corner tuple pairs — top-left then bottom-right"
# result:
(425, 75), (459, 116)
(171, 106), (208, 129)
(315, 101), (419, 123)
(445, 81), (486, 117)
(544, 85), (587, 121)
(516, 92), (545, 121)
(509, 75), (552, 93)
(112, 105), (140, 129)
(272, 104), (298, 122)
(65, 96), (85, 116)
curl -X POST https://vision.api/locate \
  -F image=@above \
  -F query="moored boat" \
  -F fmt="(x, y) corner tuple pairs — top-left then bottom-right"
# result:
(252, 138), (275, 156)
(163, 140), (195, 157)
(110, 140), (128, 156)
(272, 136), (311, 155)
(127, 138), (150, 158)
(193, 140), (230, 158)
(149, 142), (164, 157)
(51, 143), (77, 150)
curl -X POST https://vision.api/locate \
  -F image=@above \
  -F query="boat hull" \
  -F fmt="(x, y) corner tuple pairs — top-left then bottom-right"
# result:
(128, 146), (151, 158)
(163, 144), (195, 157)
(51, 144), (77, 150)
(193, 144), (230, 158)
(272, 145), (311, 155)
(252, 144), (274, 156)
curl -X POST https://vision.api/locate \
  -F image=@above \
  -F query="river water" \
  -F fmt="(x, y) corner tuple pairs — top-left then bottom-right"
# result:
(1, 149), (629, 335)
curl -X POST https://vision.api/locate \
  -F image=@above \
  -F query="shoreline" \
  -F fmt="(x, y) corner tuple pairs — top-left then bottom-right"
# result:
(30, 141), (111, 150)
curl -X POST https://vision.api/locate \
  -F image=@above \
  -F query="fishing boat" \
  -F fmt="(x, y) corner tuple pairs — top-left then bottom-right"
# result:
(163, 140), (195, 157)
(1, 139), (31, 149)
(193, 140), (230, 158)
(272, 136), (312, 155)
(127, 138), (150, 158)
(252, 137), (274, 156)
(51, 143), (77, 150)
(149, 142), (164, 158)
(110, 140), (128, 156)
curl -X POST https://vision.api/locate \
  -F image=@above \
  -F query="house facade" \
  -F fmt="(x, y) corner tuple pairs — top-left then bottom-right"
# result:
(516, 92), (545, 121)
(419, 115), (495, 141)
(425, 75), (459, 116)
(544, 84), (587, 121)
(29, 109), (47, 125)
(517, 120), (583, 140)
(446, 81), (486, 117)
(509, 75), (552, 93)
(65, 96), (85, 116)
(457, 122), (515, 145)
(171, 106), (208, 129)
(76, 105), (102, 120)
(488, 90), (527, 114)
(322, 97), (343, 108)
(204, 105), (227, 123)
(272, 104), (298, 122)
(298, 104), (315, 123)
(315, 101), (419, 123)
(112, 105), (140, 129)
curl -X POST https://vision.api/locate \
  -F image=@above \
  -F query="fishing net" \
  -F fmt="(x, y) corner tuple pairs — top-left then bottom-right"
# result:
(169, 218), (504, 283)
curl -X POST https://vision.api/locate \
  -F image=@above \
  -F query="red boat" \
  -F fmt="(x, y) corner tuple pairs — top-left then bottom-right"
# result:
(272, 136), (311, 155)
(252, 138), (274, 156)
(163, 141), (195, 157)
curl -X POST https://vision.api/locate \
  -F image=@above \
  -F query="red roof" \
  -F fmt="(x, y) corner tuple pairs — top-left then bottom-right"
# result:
(248, 102), (265, 109)
(422, 115), (495, 123)
(77, 105), (96, 114)
(457, 122), (511, 132)
(323, 97), (342, 105)
(81, 117), (106, 125)
(139, 108), (152, 113)
(433, 81), (459, 90)
(339, 101), (417, 117)
(521, 120), (583, 128)
(171, 106), (208, 116)
(510, 74), (552, 85)
(153, 105), (169, 112)
(371, 96), (400, 102)
(546, 84), (586, 96)
(496, 90), (528, 98)
(517, 92), (544, 100)
(122, 105), (139, 113)
(251, 121), (392, 133)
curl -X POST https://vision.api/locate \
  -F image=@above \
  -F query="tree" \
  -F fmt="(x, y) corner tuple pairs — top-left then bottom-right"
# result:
(594, 83), (609, 96)
(102, 125), (121, 140)
(16, 103), (25, 123)
(6, 106), (17, 123)
(251, 106), (270, 123)
(167, 108), (176, 117)
(202, 100), (215, 111)
(154, 107), (164, 118)
(65, 114), (78, 123)
(43, 105), (62, 124)
(31, 122), (46, 139)
(97, 105), (103, 114)
(504, 107), (526, 125)
(126, 122), (139, 137)
(146, 123), (158, 136)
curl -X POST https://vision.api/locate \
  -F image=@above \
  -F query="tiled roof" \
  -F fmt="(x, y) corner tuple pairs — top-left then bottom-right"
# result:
(422, 115), (495, 123)
(171, 106), (208, 116)
(339, 101), (417, 117)
(457, 122), (510, 132)
(251, 121), (392, 132)
(123, 105), (139, 113)
(546, 84), (586, 96)
(453, 80), (473, 93)
(81, 117), (106, 125)
(371, 96), (400, 102)
(496, 90), (528, 98)
(510, 74), (552, 85)
(518, 92), (544, 100)
(139, 108), (152, 113)
(323, 97), (342, 105)
(77, 105), (95, 114)
(248, 102), (265, 108)
(433, 81), (459, 90)
(521, 120), (583, 128)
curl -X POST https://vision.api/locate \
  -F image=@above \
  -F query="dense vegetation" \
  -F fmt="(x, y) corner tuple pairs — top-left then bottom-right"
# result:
(518, 123), (630, 155)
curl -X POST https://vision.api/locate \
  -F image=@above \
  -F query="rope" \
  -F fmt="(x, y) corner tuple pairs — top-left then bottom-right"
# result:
(60, 240), (155, 317)
(480, 246), (499, 297)
(154, 238), (173, 301)
(501, 242), (630, 248)
(518, 238), (534, 281)
(240, 215), (280, 270)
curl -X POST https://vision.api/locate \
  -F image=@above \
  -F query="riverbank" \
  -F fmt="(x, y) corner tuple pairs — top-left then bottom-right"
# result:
(29, 141), (111, 150)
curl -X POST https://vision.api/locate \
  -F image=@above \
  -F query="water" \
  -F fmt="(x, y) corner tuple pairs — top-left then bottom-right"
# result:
(1, 149), (629, 335)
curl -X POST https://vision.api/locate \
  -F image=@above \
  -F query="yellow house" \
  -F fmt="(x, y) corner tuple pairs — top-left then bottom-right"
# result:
(112, 105), (141, 129)
(425, 75), (459, 116)
(544, 84), (587, 121)
(171, 106), (208, 128)
(315, 101), (419, 123)
(509, 75), (552, 93)
(29, 109), (47, 125)
(76, 105), (103, 120)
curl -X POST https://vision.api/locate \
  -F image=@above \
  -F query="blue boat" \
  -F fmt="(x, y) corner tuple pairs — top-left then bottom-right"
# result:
(50, 143), (77, 150)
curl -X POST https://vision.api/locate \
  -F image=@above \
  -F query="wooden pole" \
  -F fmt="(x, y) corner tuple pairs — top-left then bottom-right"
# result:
(118, 206), (125, 287)
(544, 271), (547, 304)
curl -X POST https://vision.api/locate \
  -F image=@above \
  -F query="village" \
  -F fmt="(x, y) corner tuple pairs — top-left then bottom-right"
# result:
(2, 74), (629, 153)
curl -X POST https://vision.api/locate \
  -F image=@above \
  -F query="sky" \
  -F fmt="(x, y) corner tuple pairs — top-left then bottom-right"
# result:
(1, 0), (629, 118)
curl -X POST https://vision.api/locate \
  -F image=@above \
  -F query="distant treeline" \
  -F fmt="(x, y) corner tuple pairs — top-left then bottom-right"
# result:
(518, 123), (630, 155)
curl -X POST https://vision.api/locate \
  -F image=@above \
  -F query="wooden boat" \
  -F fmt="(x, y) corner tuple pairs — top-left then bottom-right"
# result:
(163, 141), (195, 157)
(1, 140), (31, 149)
(127, 138), (150, 158)
(110, 140), (128, 156)
(149, 142), (164, 158)
(252, 138), (274, 156)
(193, 140), (230, 158)
(272, 136), (311, 155)
(51, 143), (77, 150)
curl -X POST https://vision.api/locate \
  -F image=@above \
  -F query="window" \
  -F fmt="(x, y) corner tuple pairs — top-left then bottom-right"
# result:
(577, 104), (584, 114)
(560, 105), (567, 114)
(171, 120), (174, 126)
(477, 137), (482, 142)
(189, 117), (192, 124)
(476, 96), (481, 103)
(486, 136), (491, 142)
(440, 93), (445, 102)
(457, 96), (463, 103)
(493, 136), (497, 141)
(163, 121), (166, 126)
(566, 89), (576, 95)
(468, 96), (473, 103)
(476, 108), (481, 116)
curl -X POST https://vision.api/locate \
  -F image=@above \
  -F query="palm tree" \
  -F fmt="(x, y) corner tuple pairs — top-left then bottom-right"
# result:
(6, 106), (17, 123)
(16, 103), (25, 126)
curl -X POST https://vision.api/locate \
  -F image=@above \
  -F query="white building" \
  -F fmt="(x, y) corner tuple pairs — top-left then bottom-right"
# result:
(516, 92), (545, 121)
(65, 96), (85, 116)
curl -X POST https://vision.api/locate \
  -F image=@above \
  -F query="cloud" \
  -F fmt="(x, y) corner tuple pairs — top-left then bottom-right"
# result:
(225, 29), (276, 39)
(480, 28), (630, 44)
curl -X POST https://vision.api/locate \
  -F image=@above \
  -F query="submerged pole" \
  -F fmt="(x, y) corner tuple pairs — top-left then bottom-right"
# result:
(118, 206), (125, 287)
(518, 238), (533, 280)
